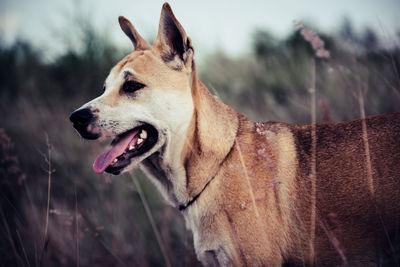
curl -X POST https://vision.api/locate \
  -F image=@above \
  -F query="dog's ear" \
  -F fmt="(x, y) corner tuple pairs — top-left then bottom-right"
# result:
(154, 3), (194, 70)
(118, 16), (151, 50)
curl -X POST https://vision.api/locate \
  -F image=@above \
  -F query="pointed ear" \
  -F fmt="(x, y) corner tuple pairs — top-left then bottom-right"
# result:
(118, 16), (151, 50)
(154, 3), (194, 70)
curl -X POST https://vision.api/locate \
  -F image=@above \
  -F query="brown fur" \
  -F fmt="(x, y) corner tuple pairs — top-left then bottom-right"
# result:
(74, 3), (400, 266)
(183, 80), (400, 265)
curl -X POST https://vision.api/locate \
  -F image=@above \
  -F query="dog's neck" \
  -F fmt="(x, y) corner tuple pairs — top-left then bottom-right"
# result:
(141, 65), (239, 209)
(181, 71), (239, 201)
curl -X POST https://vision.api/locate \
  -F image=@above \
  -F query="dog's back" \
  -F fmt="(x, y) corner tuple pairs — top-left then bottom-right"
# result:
(192, 112), (400, 266)
(287, 112), (400, 265)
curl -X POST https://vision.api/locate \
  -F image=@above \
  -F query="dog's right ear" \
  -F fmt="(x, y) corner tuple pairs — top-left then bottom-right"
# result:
(118, 16), (151, 50)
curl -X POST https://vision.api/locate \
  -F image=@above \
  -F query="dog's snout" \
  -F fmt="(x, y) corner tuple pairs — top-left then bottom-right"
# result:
(69, 108), (100, 140)
(69, 108), (94, 125)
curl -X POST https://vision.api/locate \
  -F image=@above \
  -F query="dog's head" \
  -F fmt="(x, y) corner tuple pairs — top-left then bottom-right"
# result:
(70, 3), (195, 175)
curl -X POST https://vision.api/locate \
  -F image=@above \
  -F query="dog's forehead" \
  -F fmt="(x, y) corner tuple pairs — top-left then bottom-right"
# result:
(106, 50), (164, 83)
(105, 49), (188, 90)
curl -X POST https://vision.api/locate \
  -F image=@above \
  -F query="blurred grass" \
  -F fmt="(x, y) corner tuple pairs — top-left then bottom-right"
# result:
(0, 14), (399, 266)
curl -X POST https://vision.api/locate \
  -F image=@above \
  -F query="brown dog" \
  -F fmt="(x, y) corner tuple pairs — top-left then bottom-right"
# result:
(70, 3), (400, 266)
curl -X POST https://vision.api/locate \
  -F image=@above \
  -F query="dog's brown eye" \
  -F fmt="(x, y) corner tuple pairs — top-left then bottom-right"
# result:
(123, 80), (145, 93)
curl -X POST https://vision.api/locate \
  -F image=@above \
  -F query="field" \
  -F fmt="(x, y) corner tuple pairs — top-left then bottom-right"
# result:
(0, 16), (399, 266)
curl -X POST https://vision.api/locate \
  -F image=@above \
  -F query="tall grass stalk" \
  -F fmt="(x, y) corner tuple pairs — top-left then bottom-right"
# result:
(74, 184), (80, 267)
(317, 214), (348, 265)
(0, 205), (24, 266)
(40, 134), (53, 264)
(22, 181), (40, 266)
(79, 212), (128, 267)
(235, 140), (260, 219)
(309, 58), (317, 264)
(352, 52), (399, 265)
(128, 173), (172, 267)
(223, 209), (248, 265)
(357, 85), (374, 196)
(16, 229), (31, 267)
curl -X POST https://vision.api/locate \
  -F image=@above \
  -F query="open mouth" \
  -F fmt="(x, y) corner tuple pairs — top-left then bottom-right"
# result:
(93, 124), (158, 175)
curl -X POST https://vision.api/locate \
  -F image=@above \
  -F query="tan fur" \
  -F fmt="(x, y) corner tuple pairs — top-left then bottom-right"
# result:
(72, 3), (400, 266)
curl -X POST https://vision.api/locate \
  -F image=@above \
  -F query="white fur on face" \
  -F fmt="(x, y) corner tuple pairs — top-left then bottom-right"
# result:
(79, 67), (194, 190)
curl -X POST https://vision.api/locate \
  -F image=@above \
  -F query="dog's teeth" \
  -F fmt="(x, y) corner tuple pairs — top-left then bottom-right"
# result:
(113, 159), (118, 163)
(140, 130), (147, 139)
(137, 138), (143, 145)
(129, 145), (135, 151)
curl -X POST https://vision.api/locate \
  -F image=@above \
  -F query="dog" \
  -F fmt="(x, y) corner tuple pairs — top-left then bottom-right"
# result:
(70, 3), (400, 266)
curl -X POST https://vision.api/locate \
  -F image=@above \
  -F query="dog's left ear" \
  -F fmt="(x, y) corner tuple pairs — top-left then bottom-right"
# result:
(119, 16), (151, 50)
(154, 3), (194, 70)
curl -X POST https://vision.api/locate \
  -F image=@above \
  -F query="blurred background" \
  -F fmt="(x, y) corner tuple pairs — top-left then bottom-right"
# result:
(0, 0), (399, 266)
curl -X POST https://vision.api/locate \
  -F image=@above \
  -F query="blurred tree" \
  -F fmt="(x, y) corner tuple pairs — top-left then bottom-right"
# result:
(253, 29), (279, 58)
(361, 27), (379, 51)
(0, 41), (42, 99)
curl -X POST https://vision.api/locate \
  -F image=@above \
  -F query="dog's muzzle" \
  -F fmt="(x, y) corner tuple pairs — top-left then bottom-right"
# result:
(69, 108), (100, 140)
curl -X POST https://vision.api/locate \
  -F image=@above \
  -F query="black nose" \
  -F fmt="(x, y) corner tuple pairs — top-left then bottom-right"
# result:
(69, 108), (94, 125)
(69, 108), (99, 140)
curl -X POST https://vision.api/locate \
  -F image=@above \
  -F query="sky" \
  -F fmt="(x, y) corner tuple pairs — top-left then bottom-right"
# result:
(0, 0), (399, 59)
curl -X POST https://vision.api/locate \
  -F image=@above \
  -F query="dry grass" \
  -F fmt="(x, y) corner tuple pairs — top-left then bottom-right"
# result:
(0, 17), (399, 266)
(128, 173), (172, 267)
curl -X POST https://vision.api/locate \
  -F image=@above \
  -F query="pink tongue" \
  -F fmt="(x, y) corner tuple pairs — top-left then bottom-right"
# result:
(93, 130), (140, 174)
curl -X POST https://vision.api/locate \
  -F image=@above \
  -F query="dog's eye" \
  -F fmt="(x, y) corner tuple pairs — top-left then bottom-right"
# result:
(102, 85), (106, 93)
(122, 80), (145, 93)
